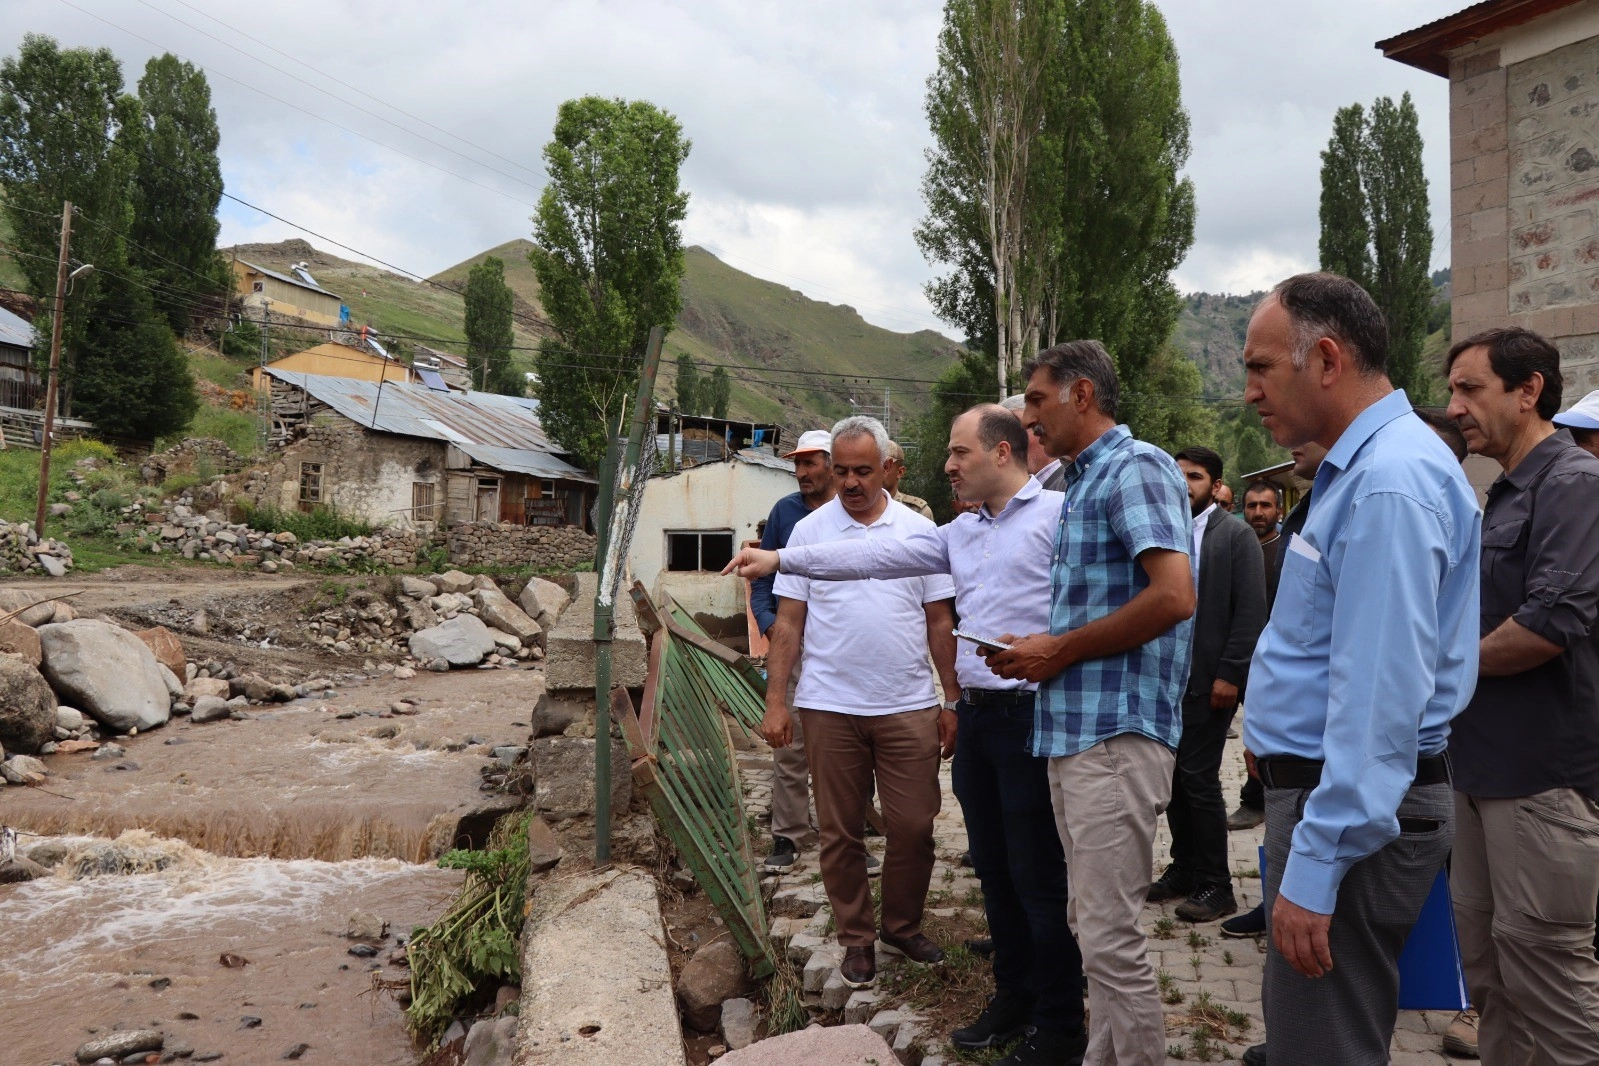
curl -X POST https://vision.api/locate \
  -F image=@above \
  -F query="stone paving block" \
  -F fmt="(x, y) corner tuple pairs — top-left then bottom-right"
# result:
(843, 989), (880, 1025)
(802, 947), (841, 992)
(821, 968), (852, 1010)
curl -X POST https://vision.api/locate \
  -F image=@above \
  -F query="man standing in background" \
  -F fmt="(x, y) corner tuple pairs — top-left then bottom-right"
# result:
(1001, 393), (1064, 489)
(885, 440), (935, 520)
(1213, 483), (1235, 513)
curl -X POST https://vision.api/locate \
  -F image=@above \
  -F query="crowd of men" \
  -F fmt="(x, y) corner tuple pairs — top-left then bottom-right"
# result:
(725, 271), (1599, 1066)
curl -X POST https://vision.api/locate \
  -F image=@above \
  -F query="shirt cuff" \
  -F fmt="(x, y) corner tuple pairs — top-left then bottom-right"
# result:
(1512, 595), (1586, 651)
(1279, 851), (1346, 916)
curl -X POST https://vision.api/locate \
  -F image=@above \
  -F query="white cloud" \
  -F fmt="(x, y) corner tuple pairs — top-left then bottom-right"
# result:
(4, 0), (1466, 332)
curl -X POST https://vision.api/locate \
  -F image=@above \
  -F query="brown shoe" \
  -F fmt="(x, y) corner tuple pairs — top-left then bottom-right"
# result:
(1442, 1009), (1479, 1058)
(879, 931), (945, 964)
(840, 945), (876, 989)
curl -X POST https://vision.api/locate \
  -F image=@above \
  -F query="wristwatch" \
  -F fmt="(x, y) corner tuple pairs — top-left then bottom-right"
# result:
(940, 698), (960, 711)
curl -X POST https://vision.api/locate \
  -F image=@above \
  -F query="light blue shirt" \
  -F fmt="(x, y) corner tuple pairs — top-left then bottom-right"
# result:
(779, 478), (1062, 692)
(1245, 390), (1481, 915)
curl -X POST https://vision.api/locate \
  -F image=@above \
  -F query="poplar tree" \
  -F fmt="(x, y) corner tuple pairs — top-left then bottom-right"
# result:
(1317, 93), (1434, 399)
(706, 366), (731, 419)
(463, 255), (519, 394)
(674, 352), (700, 414)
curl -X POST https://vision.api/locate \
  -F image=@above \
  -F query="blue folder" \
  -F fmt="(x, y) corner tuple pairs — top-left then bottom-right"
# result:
(1258, 845), (1469, 1011)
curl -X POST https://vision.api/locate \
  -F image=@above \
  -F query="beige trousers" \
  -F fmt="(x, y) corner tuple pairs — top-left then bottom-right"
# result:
(1452, 787), (1599, 1066)
(1048, 732), (1175, 1066)
(768, 676), (813, 846)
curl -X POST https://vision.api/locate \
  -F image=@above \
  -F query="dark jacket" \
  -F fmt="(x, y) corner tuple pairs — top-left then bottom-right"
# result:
(750, 492), (815, 635)
(1186, 509), (1268, 716)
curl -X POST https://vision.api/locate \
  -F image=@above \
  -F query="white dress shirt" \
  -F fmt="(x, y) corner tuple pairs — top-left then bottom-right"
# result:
(1191, 502), (1216, 590)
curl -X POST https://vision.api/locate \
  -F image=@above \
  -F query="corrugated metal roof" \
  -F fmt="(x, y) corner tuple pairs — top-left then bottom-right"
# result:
(239, 259), (342, 299)
(266, 368), (594, 482)
(732, 448), (794, 472)
(0, 306), (34, 350)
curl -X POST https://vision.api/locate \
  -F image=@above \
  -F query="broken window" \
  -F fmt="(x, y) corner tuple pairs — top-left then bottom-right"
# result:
(666, 530), (735, 573)
(298, 462), (323, 513)
(412, 482), (437, 523)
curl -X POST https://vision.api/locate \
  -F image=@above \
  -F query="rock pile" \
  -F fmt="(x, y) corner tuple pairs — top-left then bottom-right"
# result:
(139, 436), (247, 485)
(399, 572), (552, 670)
(0, 517), (73, 576)
(131, 499), (422, 570)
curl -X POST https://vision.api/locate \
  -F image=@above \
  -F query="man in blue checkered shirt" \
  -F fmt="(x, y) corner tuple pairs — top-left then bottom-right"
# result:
(986, 340), (1195, 1066)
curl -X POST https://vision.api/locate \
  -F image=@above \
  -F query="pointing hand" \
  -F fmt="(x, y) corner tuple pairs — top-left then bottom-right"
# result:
(722, 547), (781, 579)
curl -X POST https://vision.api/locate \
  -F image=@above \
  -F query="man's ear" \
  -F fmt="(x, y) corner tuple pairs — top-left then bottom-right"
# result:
(1519, 371), (1545, 413)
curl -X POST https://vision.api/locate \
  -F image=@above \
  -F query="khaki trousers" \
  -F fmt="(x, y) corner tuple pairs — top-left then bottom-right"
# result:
(1452, 788), (1599, 1066)
(769, 674), (814, 846)
(800, 706), (941, 947)
(1048, 732), (1174, 1066)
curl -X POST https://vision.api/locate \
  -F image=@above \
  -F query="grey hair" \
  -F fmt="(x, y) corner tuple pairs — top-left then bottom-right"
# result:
(831, 415), (890, 463)
(999, 394), (1025, 412)
(1261, 272), (1389, 375)
(1022, 340), (1120, 419)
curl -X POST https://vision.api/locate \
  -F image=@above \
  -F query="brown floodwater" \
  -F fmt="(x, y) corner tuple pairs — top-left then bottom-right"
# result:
(0, 832), (461, 1065)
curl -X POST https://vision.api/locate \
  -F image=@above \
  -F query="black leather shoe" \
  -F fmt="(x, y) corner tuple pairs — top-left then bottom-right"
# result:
(995, 1025), (1088, 1066)
(840, 945), (876, 989)
(1146, 863), (1195, 903)
(1242, 1044), (1267, 1066)
(761, 836), (797, 871)
(1221, 903), (1267, 938)
(878, 930), (945, 963)
(950, 990), (1031, 1050)
(964, 937), (994, 957)
(1176, 883), (1238, 923)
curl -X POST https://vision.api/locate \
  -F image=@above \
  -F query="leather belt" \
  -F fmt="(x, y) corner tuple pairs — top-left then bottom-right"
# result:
(959, 687), (1035, 707)
(1256, 753), (1451, 790)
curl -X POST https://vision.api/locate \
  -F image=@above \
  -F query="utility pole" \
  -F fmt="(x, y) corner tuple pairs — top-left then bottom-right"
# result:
(34, 201), (73, 537)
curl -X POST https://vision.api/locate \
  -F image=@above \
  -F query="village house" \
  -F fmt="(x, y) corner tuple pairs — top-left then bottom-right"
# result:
(254, 368), (595, 532)
(0, 304), (39, 413)
(413, 345), (473, 391)
(629, 448), (795, 640)
(230, 258), (347, 327)
(1381, 0), (1599, 398)
(249, 339), (418, 390)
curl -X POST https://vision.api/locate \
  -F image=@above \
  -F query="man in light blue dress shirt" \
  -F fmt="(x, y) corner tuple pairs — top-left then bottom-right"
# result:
(1240, 273), (1480, 1066)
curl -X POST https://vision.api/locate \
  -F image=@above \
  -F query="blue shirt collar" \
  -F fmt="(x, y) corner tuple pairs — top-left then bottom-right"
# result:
(978, 476), (1041, 522)
(1322, 389), (1411, 477)
(1066, 424), (1131, 480)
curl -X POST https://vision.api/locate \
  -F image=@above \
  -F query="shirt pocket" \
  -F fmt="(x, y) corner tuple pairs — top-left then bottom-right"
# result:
(1058, 500), (1105, 568)
(1272, 545), (1321, 646)
(1480, 518), (1527, 625)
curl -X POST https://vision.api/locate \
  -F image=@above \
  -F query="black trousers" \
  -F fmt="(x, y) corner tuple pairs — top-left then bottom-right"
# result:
(952, 698), (1085, 1033)
(1166, 700), (1236, 888)
(1240, 773), (1264, 811)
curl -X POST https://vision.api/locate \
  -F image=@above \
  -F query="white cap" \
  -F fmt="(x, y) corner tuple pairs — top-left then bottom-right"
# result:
(1553, 389), (1599, 431)
(782, 429), (832, 458)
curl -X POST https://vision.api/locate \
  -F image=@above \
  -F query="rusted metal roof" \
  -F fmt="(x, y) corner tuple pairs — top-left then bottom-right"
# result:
(266, 368), (594, 482)
(1377, 0), (1586, 75)
(238, 259), (342, 299)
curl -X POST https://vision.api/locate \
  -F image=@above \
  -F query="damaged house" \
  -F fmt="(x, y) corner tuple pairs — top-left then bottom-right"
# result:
(255, 369), (596, 531)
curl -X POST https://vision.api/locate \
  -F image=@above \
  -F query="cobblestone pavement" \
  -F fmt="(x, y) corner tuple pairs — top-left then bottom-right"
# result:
(738, 727), (1462, 1065)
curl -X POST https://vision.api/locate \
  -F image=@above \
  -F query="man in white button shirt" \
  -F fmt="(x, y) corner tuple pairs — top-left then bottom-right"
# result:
(728, 406), (1088, 1065)
(750, 415), (959, 991)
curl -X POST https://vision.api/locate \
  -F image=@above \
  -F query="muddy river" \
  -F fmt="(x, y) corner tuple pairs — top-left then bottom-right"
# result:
(0, 667), (543, 1065)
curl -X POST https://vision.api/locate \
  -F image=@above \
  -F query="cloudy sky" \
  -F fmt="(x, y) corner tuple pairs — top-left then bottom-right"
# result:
(4, 0), (1464, 336)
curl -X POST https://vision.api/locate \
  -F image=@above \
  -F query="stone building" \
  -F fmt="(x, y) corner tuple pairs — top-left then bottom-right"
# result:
(254, 369), (596, 532)
(1381, 0), (1599, 397)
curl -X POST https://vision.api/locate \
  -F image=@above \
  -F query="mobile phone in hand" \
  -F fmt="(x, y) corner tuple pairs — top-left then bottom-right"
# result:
(953, 628), (1012, 653)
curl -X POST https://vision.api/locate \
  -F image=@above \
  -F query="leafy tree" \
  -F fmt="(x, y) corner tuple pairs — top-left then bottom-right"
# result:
(674, 352), (700, 413)
(463, 255), (520, 394)
(902, 349), (995, 523)
(71, 264), (197, 438)
(918, 0), (1195, 402)
(1216, 406), (1286, 494)
(1123, 345), (1215, 456)
(705, 365), (730, 418)
(1317, 93), (1435, 400)
(130, 54), (229, 334)
(530, 96), (691, 466)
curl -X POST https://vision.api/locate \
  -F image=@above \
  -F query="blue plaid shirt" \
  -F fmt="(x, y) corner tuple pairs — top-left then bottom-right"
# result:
(1033, 425), (1194, 758)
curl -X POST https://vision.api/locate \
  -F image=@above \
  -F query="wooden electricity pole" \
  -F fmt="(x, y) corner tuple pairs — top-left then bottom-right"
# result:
(34, 200), (72, 537)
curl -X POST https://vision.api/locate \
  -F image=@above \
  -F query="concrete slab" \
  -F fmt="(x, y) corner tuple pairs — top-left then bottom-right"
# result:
(717, 1024), (897, 1065)
(545, 574), (648, 692)
(515, 869), (684, 1066)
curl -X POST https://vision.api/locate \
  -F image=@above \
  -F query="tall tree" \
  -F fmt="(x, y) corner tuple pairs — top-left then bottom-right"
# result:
(530, 96), (690, 466)
(674, 351), (700, 414)
(0, 35), (197, 439)
(1317, 93), (1434, 399)
(919, 0), (1059, 395)
(1121, 345), (1215, 456)
(463, 255), (520, 394)
(130, 54), (228, 334)
(918, 0), (1195, 415)
(705, 365), (731, 418)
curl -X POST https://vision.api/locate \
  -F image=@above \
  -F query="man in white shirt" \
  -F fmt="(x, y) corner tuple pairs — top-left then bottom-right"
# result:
(759, 416), (959, 990)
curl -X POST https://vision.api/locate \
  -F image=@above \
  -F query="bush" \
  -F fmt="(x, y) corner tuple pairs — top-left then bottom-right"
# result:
(238, 502), (378, 541)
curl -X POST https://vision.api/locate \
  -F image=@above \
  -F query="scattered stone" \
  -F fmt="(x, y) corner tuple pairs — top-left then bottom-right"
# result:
(27, 840), (67, 866)
(75, 1032), (163, 1064)
(0, 854), (49, 882)
(55, 705), (85, 731)
(1, 753), (48, 784)
(821, 967), (852, 1010)
(0, 654), (58, 754)
(190, 697), (231, 724)
(526, 814), (562, 873)
(677, 939), (751, 1031)
(92, 742), (127, 760)
(239, 1015), (262, 1029)
(0, 618), (42, 665)
(132, 626), (188, 682)
(400, 576), (438, 598)
(347, 943), (378, 958)
(347, 910), (387, 940)
(530, 692), (578, 738)
(518, 577), (570, 626)
(461, 1016), (517, 1066)
(474, 588), (542, 645)
(0, 588), (60, 627)
(192, 1054), (223, 1063)
(38, 619), (172, 734)
(716, 1025), (895, 1065)
(184, 678), (230, 701)
(409, 614), (497, 667)
(148, 976), (171, 990)
(720, 997), (758, 1050)
(392, 666), (415, 680)
(281, 1045), (310, 1061)
(432, 570), (474, 594)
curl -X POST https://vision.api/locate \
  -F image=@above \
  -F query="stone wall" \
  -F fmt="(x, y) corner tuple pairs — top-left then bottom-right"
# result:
(140, 438), (248, 486)
(446, 522), (594, 570)
(243, 421), (445, 529)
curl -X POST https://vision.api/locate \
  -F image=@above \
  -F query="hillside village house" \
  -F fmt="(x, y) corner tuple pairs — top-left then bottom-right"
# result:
(0, 304), (39, 413)
(1381, 0), (1599, 398)
(231, 258), (347, 327)
(249, 340), (419, 390)
(629, 447), (795, 639)
(256, 368), (595, 531)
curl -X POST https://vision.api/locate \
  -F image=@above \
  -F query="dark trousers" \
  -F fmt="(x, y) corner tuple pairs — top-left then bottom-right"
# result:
(1166, 701), (1236, 888)
(1240, 774), (1264, 811)
(1261, 780), (1454, 1065)
(952, 698), (1085, 1033)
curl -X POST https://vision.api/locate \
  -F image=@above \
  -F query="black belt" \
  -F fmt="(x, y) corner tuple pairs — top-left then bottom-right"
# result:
(959, 687), (1035, 707)
(1256, 753), (1451, 790)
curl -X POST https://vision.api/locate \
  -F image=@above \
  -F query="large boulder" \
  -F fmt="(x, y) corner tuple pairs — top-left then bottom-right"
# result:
(676, 939), (751, 1032)
(409, 614), (497, 667)
(432, 570), (475, 595)
(133, 626), (187, 680)
(0, 619), (42, 666)
(474, 588), (542, 645)
(0, 589), (56, 628)
(518, 577), (571, 627)
(0, 655), (57, 754)
(37, 619), (172, 734)
(400, 575), (438, 599)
